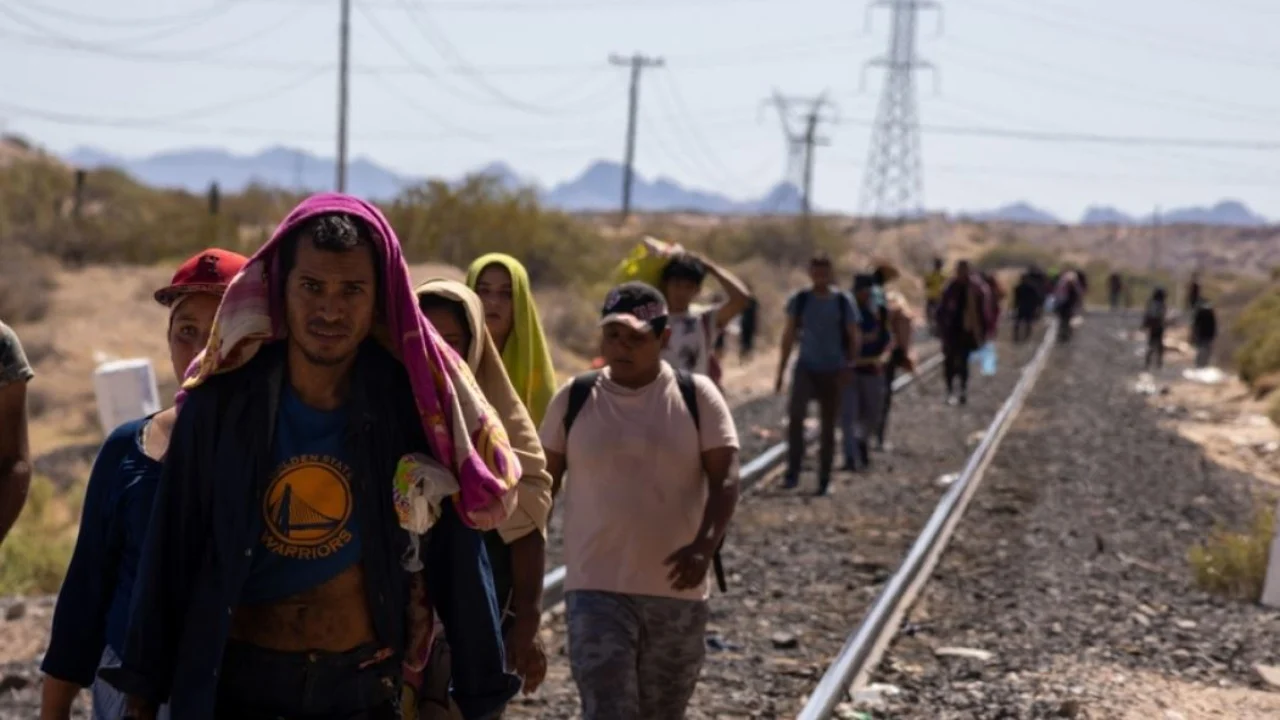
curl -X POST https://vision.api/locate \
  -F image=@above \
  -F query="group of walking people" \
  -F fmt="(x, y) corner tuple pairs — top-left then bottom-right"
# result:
(9, 193), (750, 720)
(1140, 273), (1218, 371)
(2, 203), (1234, 720)
(773, 254), (923, 494)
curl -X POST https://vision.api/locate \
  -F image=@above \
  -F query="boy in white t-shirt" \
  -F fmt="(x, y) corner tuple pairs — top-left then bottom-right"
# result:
(658, 252), (753, 382)
(540, 282), (740, 720)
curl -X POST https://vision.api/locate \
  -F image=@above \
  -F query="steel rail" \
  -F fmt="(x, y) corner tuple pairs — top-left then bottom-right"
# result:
(540, 350), (946, 612)
(795, 321), (1059, 720)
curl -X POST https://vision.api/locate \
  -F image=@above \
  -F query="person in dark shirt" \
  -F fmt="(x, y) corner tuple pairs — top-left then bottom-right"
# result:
(1053, 270), (1084, 342)
(935, 261), (993, 406)
(1108, 273), (1124, 310)
(41, 249), (248, 720)
(1186, 272), (1202, 313)
(103, 195), (522, 720)
(841, 274), (891, 473)
(1012, 272), (1041, 343)
(1142, 288), (1168, 370)
(1191, 298), (1218, 369)
(738, 295), (758, 362)
(0, 319), (34, 549)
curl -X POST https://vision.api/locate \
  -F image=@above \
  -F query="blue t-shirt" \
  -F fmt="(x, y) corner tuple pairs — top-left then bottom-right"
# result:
(787, 287), (859, 373)
(240, 385), (362, 605)
(42, 416), (162, 686)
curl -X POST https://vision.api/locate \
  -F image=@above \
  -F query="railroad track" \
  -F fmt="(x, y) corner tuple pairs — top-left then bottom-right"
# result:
(797, 320), (1058, 718)
(520, 320), (1061, 719)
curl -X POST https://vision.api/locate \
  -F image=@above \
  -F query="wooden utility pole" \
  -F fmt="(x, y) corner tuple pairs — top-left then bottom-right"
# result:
(609, 52), (664, 224)
(335, 0), (352, 192)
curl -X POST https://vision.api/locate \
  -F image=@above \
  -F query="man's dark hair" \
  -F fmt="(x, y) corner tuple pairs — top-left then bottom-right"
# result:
(277, 213), (380, 305)
(661, 254), (707, 286)
(418, 293), (473, 340)
(810, 253), (833, 268)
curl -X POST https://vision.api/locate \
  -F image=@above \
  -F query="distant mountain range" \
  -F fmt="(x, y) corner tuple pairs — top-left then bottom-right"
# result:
(61, 144), (1272, 225)
(63, 145), (804, 215)
(964, 200), (1270, 227)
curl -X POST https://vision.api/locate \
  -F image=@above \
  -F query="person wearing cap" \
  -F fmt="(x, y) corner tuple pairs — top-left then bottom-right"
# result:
(842, 274), (893, 474)
(0, 319), (34, 550)
(40, 248), (248, 720)
(539, 281), (740, 720)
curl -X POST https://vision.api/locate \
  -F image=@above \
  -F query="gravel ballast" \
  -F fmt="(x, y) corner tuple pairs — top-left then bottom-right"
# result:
(870, 315), (1280, 719)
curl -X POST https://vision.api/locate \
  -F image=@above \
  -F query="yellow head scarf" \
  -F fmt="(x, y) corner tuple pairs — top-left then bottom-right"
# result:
(465, 253), (557, 426)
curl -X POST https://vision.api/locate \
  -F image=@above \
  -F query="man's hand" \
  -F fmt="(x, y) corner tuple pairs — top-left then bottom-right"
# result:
(504, 610), (548, 694)
(664, 540), (715, 591)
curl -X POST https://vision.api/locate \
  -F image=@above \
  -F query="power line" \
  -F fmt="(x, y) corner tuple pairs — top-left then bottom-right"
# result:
(393, 0), (575, 115)
(0, 69), (328, 129)
(0, 1), (236, 51)
(902, 122), (1280, 150)
(12, 0), (229, 29)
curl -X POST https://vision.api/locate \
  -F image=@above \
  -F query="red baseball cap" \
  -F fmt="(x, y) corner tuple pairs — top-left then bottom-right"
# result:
(153, 248), (249, 307)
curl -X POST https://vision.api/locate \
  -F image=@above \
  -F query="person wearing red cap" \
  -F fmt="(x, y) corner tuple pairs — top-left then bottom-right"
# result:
(40, 248), (246, 720)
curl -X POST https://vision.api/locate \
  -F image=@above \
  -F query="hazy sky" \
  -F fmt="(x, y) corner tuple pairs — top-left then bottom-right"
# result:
(4, 0), (1280, 219)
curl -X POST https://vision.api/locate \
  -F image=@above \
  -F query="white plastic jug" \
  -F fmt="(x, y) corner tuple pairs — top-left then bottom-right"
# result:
(92, 358), (161, 434)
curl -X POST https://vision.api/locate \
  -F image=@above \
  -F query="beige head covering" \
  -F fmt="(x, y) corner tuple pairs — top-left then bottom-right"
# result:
(415, 278), (553, 542)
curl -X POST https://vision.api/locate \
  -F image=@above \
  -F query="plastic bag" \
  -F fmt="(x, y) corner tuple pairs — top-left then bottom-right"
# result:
(613, 235), (682, 288)
(970, 342), (998, 376)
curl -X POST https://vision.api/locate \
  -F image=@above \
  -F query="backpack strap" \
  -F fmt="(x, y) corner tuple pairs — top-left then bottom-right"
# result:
(674, 368), (701, 431)
(675, 368), (729, 593)
(793, 290), (810, 329)
(563, 371), (600, 439)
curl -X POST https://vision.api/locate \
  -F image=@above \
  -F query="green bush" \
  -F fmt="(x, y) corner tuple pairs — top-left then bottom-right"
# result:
(974, 240), (1057, 273)
(1188, 503), (1274, 602)
(0, 475), (82, 595)
(1234, 285), (1280, 385)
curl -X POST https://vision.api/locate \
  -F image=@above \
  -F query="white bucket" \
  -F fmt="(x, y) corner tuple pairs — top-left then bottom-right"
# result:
(92, 358), (161, 434)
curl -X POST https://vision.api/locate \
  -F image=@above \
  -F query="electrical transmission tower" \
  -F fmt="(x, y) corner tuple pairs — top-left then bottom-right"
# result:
(765, 91), (836, 249)
(859, 0), (941, 220)
(609, 52), (665, 224)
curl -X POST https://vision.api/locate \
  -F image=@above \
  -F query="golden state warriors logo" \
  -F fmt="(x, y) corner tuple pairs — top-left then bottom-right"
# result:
(261, 455), (354, 559)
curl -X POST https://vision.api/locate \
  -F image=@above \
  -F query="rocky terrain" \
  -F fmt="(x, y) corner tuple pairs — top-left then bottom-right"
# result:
(869, 315), (1280, 719)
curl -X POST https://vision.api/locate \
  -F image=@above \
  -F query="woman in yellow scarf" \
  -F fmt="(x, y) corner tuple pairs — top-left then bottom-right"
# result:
(465, 253), (557, 426)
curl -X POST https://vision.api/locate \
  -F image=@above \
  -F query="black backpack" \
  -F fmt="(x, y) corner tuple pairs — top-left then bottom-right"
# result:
(562, 368), (729, 592)
(794, 289), (851, 353)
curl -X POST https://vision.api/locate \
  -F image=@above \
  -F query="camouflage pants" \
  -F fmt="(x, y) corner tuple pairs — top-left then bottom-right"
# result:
(566, 590), (708, 720)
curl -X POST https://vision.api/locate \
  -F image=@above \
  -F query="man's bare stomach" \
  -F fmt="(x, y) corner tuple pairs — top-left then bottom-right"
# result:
(230, 563), (377, 652)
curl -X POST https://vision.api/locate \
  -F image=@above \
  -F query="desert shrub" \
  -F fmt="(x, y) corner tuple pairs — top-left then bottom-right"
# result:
(975, 240), (1057, 273)
(1234, 285), (1280, 385)
(383, 176), (610, 288)
(0, 238), (55, 323)
(0, 475), (82, 594)
(1187, 502), (1275, 602)
(694, 217), (844, 268)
